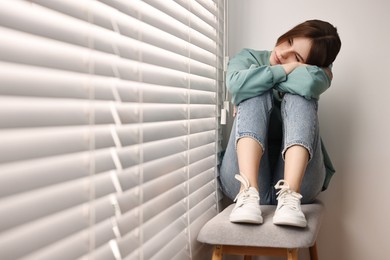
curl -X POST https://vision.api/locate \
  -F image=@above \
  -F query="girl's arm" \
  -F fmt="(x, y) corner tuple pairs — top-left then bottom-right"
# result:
(275, 65), (332, 100)
(226, 48), (287, 105)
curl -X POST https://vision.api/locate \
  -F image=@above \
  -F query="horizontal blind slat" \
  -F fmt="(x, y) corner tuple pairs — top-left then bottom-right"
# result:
(0, 153), (90, 198)
(190, 118), (217, 133)
(0, 128), (91, 163)
(190, 130), (217, 149)
(189, 143), (217, 163)
(195, 0), (218, 17)
(0, 0), (95, 50)
(80, 244), (116, 260)
(174, 0), (218, 29)
(0, 99), (95, 129)
(189, 168), (216, 194)
(23, 230), (91, 260)
(0, 175), (120, 232)
(0, 98), (203, 130)
(143, 137), (188, 162)
(99, 0), (217, 53)
(189, 184), (217, 212)
(23, 218), (120, 260)
(0, 62), (141, 102)
(189, 155), (216, 178)
(0, 204), (89, 259)
(189, 204), (218, 256)
(0, 27), (94, 74)
(142, 169), (187, 204)
(0, 149), (139, 199)
(142, 211), (186, 260)
(143, 192), (187, 231)
(149, 231), (188, 260)
(141, 0), (217, 40)
(143, 153), (187, 183)
(31, 0), (90, 21)
(116, 204), (139, 237)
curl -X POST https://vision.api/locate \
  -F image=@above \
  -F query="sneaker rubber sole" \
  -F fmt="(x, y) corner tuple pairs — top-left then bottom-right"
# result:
(230, 212), (263, 224)
(273, 215), (307, 227)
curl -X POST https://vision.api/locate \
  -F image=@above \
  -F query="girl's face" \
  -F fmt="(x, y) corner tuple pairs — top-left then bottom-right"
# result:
(270, 37), (312, 65)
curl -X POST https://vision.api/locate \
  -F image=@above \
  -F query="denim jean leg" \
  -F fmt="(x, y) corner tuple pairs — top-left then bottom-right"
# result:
(219, 91), (273, 202)
(218, 119), (240, 201)
(300, 137), (326, 203)
(273, 93), (325, 204)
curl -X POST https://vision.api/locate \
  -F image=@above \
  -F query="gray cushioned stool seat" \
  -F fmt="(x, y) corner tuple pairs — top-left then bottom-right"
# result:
(197, 202), (324, 260)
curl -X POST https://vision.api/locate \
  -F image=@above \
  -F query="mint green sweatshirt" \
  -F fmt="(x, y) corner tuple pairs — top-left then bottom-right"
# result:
(226, 48), (335, 191)
(226, 48), (331, 105)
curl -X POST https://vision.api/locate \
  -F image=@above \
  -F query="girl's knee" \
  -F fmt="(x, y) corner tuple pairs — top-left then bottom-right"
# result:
(282, 93), (318, 113)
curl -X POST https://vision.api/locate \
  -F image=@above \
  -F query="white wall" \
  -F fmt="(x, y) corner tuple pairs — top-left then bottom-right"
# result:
(227, 0), (390, 259)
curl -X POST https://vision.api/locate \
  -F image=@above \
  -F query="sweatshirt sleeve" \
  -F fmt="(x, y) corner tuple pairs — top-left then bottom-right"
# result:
(274, 65), (331, 100)
(226, 48), (286, 105)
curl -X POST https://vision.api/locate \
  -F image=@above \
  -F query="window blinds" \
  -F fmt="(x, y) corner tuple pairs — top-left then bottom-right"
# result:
(0, 0), (224, 259)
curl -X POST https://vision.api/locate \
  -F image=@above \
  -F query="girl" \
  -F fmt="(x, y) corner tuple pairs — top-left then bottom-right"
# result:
(219, 19), (341, 227)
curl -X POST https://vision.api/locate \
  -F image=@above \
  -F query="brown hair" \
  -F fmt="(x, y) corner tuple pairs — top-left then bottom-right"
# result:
(276, 20), (341, 67)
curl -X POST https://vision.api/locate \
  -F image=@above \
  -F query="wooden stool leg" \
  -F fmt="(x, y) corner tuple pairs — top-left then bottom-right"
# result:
(212, 245), (223, 260)
(287, 248), (298, 260)
(309, 242), (319, 260)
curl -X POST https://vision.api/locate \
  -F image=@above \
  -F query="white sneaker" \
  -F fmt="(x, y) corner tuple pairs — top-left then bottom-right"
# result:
(229, 174), (263, 224)
(273, 180), (307, 227)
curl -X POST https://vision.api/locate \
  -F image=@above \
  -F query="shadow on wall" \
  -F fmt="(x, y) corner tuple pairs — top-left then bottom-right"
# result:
(317, 58), (361, 260)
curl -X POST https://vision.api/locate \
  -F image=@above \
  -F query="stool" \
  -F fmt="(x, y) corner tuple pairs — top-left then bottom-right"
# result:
(197, 202), (324, 260)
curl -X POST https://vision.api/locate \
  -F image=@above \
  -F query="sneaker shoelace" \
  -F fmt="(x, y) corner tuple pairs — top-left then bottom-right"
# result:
(234, 189), (260, 206)
(233, 174), (259, 206)
(274, 180), (302, 211)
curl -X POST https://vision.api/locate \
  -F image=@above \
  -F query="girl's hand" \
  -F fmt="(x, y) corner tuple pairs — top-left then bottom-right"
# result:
(281, 62), (303, 74)
(323, 67), (333, 80)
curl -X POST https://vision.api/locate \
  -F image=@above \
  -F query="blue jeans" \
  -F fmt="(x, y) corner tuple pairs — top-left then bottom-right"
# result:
(219, 91), (326, 205)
